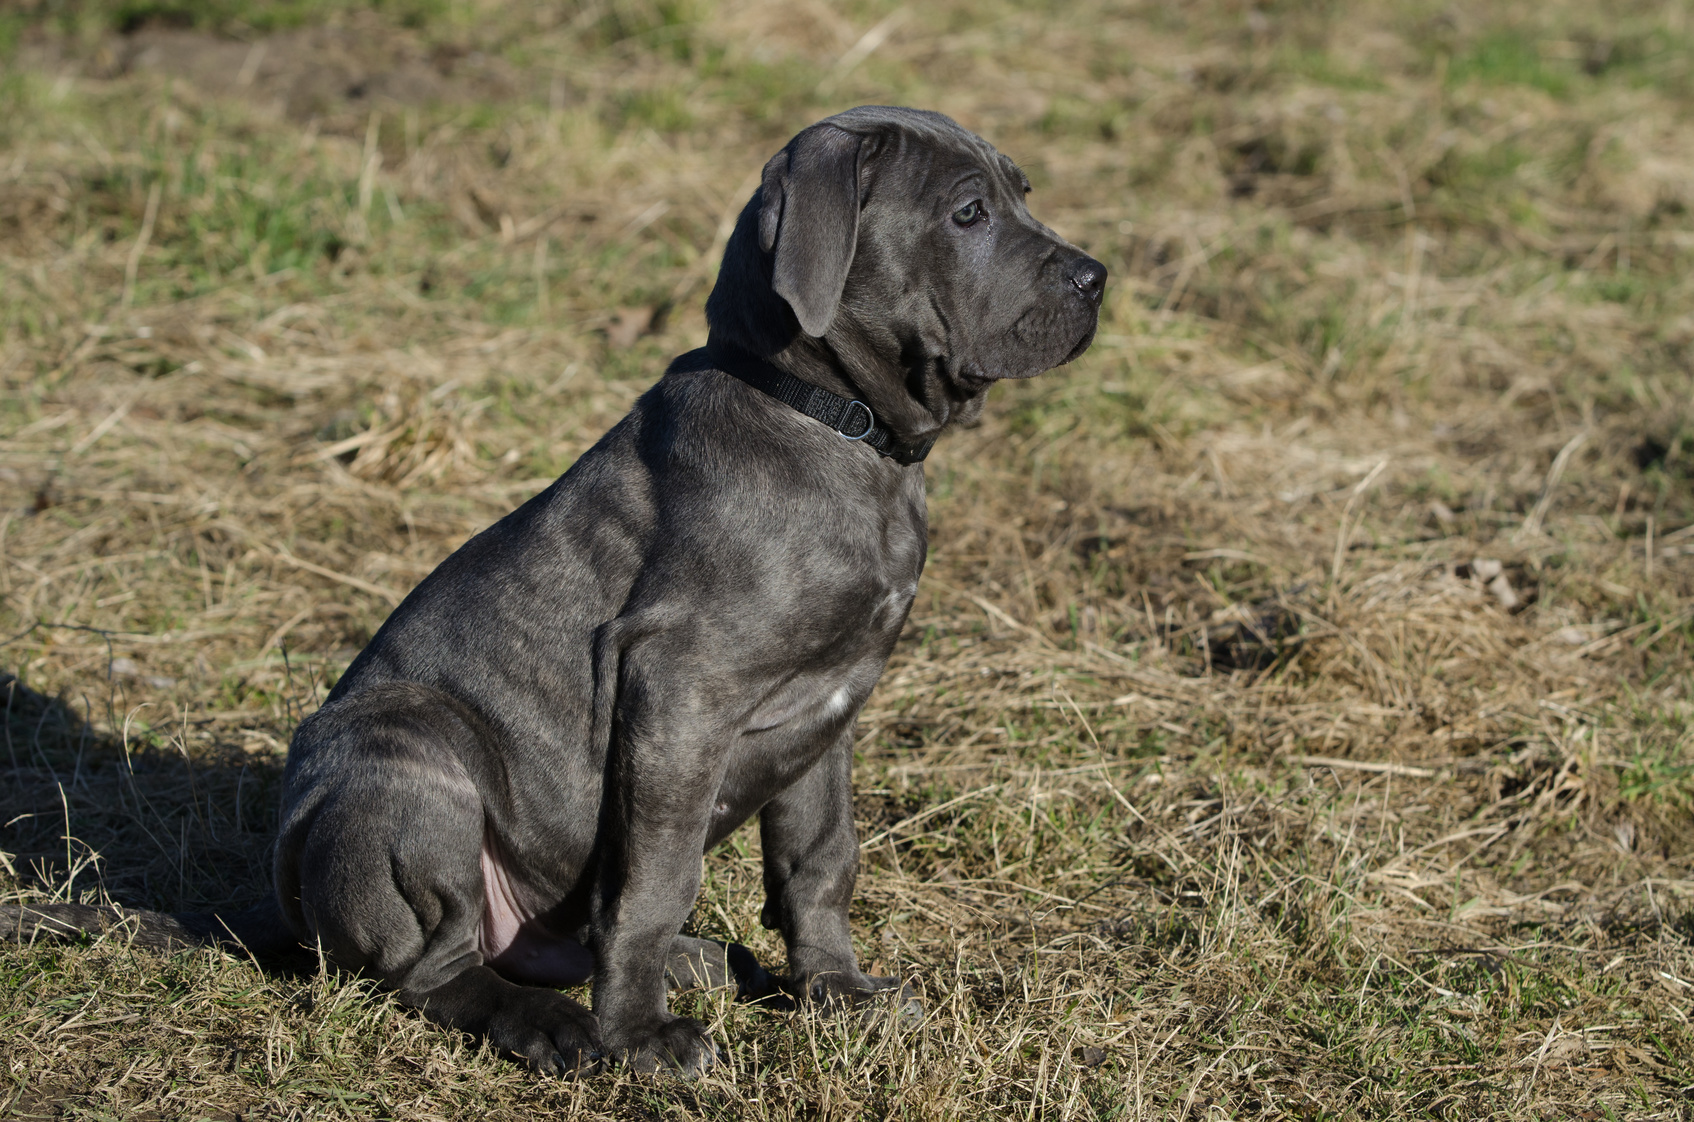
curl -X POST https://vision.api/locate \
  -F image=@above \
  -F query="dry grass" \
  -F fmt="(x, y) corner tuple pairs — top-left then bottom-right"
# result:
(6, 0), (1694, 1117)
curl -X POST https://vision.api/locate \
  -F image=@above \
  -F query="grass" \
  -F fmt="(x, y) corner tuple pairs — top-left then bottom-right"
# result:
(5, 0), (1694, 1117)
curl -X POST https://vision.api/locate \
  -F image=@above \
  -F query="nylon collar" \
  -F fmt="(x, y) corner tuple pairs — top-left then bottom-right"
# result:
(709, 344), (936, 466)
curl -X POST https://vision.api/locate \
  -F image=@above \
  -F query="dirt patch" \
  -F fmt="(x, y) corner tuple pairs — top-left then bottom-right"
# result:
(39, 16), (526, 121)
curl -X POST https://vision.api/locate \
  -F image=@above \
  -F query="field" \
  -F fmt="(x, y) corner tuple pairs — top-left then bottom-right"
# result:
(5, 0), (1694, 1117)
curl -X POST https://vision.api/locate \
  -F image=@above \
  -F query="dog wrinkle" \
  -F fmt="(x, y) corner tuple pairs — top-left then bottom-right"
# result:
(742, 665), (873, 732)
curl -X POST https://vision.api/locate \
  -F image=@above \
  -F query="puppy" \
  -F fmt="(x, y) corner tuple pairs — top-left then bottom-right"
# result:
(5, 106), (1104, 1076)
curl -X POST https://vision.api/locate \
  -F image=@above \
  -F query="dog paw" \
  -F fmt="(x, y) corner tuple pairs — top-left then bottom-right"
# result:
(795, 971), (924, 1024)
(492, 990), (604, 1078)
(881, 981), (926, 1027)
(618, 1016), (719, 1077)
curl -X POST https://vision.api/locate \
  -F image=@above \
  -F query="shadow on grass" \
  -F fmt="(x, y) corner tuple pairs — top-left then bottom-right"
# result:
(1, 668), (285, 924)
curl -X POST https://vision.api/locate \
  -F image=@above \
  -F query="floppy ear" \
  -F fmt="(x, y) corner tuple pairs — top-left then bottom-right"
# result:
(758, 124), (864, 338)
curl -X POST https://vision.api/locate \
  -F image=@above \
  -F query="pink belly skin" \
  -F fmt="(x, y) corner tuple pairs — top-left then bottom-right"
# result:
(478, 845), (594, 986)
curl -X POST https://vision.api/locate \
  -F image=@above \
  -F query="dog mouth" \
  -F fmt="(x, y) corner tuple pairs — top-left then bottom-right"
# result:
(957, 332), (1096, 385)
(998, 301), (1101, 376)
(1059, 322), (1097, 366)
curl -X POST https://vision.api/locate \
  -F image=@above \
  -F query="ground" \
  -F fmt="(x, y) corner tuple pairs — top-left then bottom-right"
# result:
(4, 0), (1694, 1118)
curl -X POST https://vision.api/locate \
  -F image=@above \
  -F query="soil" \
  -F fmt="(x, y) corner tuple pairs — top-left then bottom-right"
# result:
(23, 15), (527, 123)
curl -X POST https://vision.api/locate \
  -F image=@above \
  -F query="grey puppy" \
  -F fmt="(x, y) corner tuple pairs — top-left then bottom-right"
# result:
(3, 106), (1103, 1075)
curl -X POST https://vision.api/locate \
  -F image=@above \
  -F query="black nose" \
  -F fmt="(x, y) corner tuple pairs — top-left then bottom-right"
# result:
(1069, 256), (1107, 304)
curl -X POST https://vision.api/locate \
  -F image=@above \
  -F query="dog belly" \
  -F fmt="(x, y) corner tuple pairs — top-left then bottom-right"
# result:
(478, 844), (593, 986)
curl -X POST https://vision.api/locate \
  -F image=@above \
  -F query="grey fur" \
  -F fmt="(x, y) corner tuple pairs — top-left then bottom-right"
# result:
(4, 107), (1104, 1077)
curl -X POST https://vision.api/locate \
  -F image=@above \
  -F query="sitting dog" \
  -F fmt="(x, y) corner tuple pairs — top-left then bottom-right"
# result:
(3, 106), (1103, 1075)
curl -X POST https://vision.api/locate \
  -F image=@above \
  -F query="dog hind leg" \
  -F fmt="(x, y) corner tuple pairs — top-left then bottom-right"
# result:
(665, 934), (784, 1003)
(281, 708), (601, 1075)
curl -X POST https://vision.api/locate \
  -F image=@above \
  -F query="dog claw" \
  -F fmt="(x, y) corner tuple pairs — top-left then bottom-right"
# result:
(536, 1047), (600, 1079)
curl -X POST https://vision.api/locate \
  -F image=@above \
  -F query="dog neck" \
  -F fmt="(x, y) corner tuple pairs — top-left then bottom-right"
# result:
(703, 329), (988, 460)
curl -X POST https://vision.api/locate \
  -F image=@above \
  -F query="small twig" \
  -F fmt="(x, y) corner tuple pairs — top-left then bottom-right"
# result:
(1190, 1042), (1303, 1058)
(271, 548), (403, 606)
(1182, 548), (1266, 565)
(930, 578), (1058, 649)
(68, 384), (145, 457)
(1515, 430), (1587, 541)
(532, 235), (550, 317)
(122, 181), (162, 308)
(1291, 754), (1435, 779)
(1329, 458), (1389, 594)
(235, 41), (266, 86)
(829, 8), (908, 80)
(0, 621), (140, 649)
(669, 168), (760, 306)
(860, 786), (1000, 850)
(356, 111), (382, 233)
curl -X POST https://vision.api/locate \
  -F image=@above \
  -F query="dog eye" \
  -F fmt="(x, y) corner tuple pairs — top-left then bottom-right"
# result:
(952, 201), (983, 227)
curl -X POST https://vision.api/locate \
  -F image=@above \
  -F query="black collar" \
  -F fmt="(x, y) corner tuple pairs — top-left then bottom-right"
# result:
(708, 344), (936, 466)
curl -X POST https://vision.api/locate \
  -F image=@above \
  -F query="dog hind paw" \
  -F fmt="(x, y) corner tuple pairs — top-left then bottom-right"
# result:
(492, 991), (604, 1078)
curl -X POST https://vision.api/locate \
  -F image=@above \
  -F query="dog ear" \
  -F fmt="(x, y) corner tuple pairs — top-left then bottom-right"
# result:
(758, 124), (864, 338)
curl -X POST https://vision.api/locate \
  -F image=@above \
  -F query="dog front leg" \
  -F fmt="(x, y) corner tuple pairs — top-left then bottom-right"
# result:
(588, 675), (727, 1074)
(759, 728), (911, 1010)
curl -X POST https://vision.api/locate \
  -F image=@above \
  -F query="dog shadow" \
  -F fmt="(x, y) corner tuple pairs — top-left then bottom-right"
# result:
(1, 670), (281, 920)
(1, 670), (787, 1001)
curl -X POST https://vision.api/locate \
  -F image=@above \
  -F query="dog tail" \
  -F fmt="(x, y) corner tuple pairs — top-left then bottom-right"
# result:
(0, 898), (308, 962)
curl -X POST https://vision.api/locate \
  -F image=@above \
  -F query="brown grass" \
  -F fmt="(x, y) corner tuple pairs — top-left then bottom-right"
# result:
(6, 0), (1694, 1117)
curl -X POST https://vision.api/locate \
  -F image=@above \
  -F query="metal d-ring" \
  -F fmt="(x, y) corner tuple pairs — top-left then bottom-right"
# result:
(837, 400), (875, 440)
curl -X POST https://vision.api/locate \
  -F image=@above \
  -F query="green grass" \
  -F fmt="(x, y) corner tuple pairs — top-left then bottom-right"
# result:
(1447, 31), (1581, 98)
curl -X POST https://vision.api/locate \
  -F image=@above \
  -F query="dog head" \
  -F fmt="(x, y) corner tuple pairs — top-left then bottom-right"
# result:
(708, 107), (1105, 436)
